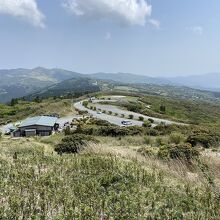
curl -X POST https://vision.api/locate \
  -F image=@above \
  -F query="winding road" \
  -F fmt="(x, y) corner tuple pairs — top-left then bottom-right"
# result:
(74, 101), (143, 127)
(74, 98), (183, 127)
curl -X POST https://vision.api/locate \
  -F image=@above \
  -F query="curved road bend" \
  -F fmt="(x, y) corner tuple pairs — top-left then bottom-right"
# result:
(74, 101), (144, 127)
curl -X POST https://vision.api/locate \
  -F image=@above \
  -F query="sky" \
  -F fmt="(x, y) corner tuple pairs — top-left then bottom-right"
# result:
(0, 0), (220, 77)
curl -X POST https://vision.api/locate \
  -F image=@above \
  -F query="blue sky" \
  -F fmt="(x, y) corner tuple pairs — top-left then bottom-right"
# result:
(0, 0), (220, 76)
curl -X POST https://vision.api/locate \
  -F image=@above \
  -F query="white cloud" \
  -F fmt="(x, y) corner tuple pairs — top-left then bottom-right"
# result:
(105, 32), (111, 40)
(63, 0), (154, 26)
(149, 19), (160, 29)
(187, 26), (204, 35)
(0, 0), (45, 28)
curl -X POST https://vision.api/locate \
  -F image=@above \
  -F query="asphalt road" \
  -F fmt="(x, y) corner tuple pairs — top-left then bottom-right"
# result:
(74, 101), (143, 127)
(74, 99), (184, 127)
(94, 103), (176, 125)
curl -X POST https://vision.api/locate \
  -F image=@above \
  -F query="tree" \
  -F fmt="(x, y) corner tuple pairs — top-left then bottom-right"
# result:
(139, 116), (144, 121)
(34, 96), (41, 103)
(82, 101), (89, 108)
(160, 105), (166, 113)
(10, 98), (18, 106)
(128, 114), (134, 119)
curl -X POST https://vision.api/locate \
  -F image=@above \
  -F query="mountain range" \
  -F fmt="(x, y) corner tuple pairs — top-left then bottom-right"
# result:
(0, 67), (219, 103)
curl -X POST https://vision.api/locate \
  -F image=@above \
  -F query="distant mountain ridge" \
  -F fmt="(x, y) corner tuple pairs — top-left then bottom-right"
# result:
(166, 73), (220, 91)
(0, 67), (84, 102)
(88, 72), (171, 85)
(0, 67), (220, 103)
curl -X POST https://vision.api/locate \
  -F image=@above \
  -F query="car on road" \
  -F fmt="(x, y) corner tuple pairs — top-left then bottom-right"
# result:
(121, 120), (133, 126)
(97, 111), (102, 114)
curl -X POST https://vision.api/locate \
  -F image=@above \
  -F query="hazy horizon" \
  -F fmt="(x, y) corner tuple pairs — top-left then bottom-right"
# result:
(1, 66), (220, 78)
(1, 0), (220, 77)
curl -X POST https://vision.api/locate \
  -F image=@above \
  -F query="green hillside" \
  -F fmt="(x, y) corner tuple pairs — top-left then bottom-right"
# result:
(0, 67), (83, 103)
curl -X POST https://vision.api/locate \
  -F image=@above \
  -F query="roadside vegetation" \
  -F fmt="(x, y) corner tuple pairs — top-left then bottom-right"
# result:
(0, 97), (77, 125)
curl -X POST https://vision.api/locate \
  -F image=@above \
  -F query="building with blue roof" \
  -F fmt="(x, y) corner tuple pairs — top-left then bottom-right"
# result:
(16, 116), (58, 137)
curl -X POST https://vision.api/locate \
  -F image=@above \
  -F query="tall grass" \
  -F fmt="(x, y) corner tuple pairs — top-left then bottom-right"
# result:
(1, 145), (220, 219)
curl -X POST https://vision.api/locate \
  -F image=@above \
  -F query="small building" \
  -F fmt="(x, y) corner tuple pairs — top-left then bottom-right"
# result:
(17, 116), (58, 137)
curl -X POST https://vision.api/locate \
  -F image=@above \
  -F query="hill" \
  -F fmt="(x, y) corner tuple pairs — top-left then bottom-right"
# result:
(1, 67), (220, 103)
(89, 72), (220, 91)
(89, 72), (170, 84)
(0, 67), (83, 103)
(167, 73), (220, 91)
(27, 78), (101, 99)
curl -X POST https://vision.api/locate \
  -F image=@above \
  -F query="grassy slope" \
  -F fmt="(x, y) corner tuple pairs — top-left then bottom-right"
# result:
(0, 98), (76, 125)
(1, 93), (220, 218)
(1, 135), (220, 219)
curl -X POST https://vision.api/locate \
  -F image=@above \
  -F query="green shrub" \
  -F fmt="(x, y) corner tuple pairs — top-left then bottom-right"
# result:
(160, 105), (166, 113)
(142, 120), (151, 128)
(77, 110), (88, 115)
(143, 136), (152, 145)
(169, 132), (184, 144)
(74, 125), (144, 137)
(82, 101), (89, 108)
(139, 116), (144, 121)
(148, 118), (154, 123)
(155, 137), (167, 147)
(146, 128), (159, 136)
(158, 143), (199, 162)
(129, 114), (134, 119)
(138, 147), (157, 157)
(54, 134), (96, 154)
(108, 111), (112, 115)
(187, 130), (220, 148)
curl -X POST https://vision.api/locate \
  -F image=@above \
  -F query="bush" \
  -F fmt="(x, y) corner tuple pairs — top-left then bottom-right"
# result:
(158, 143), (199, 162)
(169, 132), (184, 144)
(187, 130), (220, 148)
(74, 125), (144, 137)
(146, 128), (159, 136)
(82, 101), (89, 108)
(77, 110), (88, 115)
(143, 136), (152, 145)
(139, 116), (144, 121)
(138, 147), (157, 157)
(108, 111), (112, 115)
(155, 137), (167, 147)
(148, 118), (154, 123)
(142, 120), (151, 128)
(160, 105), (166, 113)
(54, 134), (96, 154)
(129, 114), (134, 119)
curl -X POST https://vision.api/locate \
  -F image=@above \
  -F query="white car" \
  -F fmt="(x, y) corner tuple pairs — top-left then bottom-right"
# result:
(97, 111), (102, 114)
(121, 120), (132, 126)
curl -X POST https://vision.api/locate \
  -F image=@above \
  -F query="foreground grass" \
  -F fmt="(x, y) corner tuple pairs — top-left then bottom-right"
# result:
(1, 139), (220, 219)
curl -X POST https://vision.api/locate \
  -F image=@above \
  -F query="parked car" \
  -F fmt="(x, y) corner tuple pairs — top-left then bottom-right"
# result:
(97, 111), (102, 114)
(121, 120), (133, 126)
(64, 122), (70, 127)
(4, 129), (11, 135)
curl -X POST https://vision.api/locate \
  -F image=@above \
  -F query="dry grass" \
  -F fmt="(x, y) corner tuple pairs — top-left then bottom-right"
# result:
(85, 141), (203, 186)
(2, 133), (220, 189)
